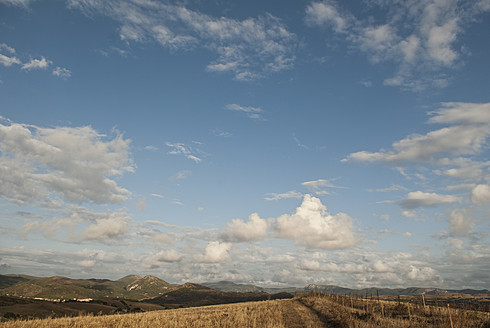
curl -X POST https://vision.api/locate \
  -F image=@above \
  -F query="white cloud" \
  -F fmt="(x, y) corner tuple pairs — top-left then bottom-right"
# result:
(199, 241), (232, 263)
(299, 259), (323, 271)
(401, 211), (417, 218)
(345, 102), (490, 164)
(52, 66), (72, 79)
(426, 18), (459, 66)
(429, 102), (490, 124)
(150, 193), (165, 199)
(367, 184), (408, 192)
(226, 104), (263, 120)
(305, 0), (351, 33)
(400, 191), (462, 209)
(81, 211), (130, 242)
(143, 249), (182, 268)
(274, 194), (357, 250)
(22, 217), (80, 240)
(68, 0), (296, 80)
(358, 24), (398, 63)
(0, 43), (15, 54)
(446, 183), (476, 191)
(0, 0), (32, 7)
(470, 184), (490, 205)
(306, 1), (489, 90)
(301, 178), (346, 195)
(406, 265), (439, 283)
(174, 170), (191, 180)
(136, 198), (147, 211)
(21, 57), (52, 70)
(186, 155), (201, 163)
(265, 190), (303, 201)
(77, 260), (96, 268)
(223, 213), (268, 242)
(0, 121), (133, 205)
(20, 207), (132, 244)
(0, 54), (21, 67)
(380, 214), (390, 221)
(166, 142), (204, 163)
(448, 209), (474, 237)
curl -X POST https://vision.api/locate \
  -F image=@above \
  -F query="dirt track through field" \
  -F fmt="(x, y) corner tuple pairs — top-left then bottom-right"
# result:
(279, 299), (326, 328)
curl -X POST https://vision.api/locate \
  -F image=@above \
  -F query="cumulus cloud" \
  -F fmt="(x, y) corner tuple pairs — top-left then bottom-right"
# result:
(199, 241), (232, 263)
(81, 211), (130, 242)
(52, 66), (72, 79)
(470, 184), (490, 205)
(0, 54), (21, 67)
(20, 207), (132, 243)
(304, 0), (351, 33)
(77, 260), (96, 268)
(305, 1), (490, 90)
(0, 121), (133, 205)
(223, 213), (268, 242)
(406, 265), (440, 283)
(401, 211), (417, 218)
(21, 57), (52, 70)
(68, 0), (296, 81)
(143, 249), (183, 268)
(400, 191), (461, 209)
(274, 194), (357, 249)
(448, 209), (474, 237)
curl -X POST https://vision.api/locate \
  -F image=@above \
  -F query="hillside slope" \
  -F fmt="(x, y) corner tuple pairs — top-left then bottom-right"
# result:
(0, 275), (176, 300)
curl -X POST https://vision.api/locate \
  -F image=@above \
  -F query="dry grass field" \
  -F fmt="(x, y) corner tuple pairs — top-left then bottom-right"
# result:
(1, 294), (489, 328)
(0, 300), (293, 328)
(297, 293), (490, 328)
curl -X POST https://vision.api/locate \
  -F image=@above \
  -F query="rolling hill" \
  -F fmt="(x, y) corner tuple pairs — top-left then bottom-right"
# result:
(0, 275), (176, 300)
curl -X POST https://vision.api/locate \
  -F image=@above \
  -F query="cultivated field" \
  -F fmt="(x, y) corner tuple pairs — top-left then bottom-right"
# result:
(1, 294), (489, 328)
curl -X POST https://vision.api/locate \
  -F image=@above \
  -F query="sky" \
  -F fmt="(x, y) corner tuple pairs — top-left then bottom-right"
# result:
(0, 0), (489, 290)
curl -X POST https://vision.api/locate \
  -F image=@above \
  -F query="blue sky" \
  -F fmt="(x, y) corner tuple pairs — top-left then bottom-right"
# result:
(0, 0), (489, 289)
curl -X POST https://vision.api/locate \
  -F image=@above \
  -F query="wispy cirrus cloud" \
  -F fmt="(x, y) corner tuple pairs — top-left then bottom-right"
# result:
(165, 142), (206, 163)
(226, 104), (264, 120)
(67, 0), (296, 81)
(0, 0), (33, 7)
(265, 190), (303, 201)
(305, 0), (490, 90)
(301, 178), (346, 195)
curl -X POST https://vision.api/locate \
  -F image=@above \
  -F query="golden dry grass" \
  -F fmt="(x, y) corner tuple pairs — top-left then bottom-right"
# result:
(0, 300), (287, 328)
(2, 294), (490, 328)
(297, 293), (490, 328)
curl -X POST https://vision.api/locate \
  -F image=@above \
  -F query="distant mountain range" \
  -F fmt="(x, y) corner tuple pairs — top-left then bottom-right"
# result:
(1, 274), (488, 302)
(201, 281), (489, 296)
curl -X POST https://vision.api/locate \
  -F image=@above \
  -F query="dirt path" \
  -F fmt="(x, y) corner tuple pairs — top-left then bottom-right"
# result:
(278, 299), (326, 328)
